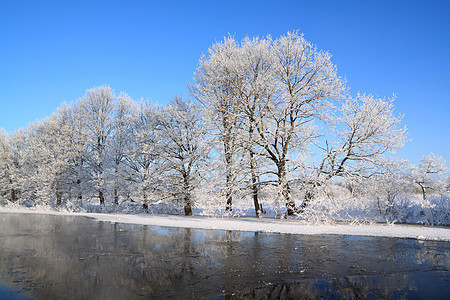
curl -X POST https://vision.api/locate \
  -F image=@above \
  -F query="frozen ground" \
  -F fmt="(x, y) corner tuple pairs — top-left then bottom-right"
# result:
(1, 207), (449, 242)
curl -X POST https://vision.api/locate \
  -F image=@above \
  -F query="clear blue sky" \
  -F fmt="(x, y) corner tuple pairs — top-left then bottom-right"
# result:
(1, 0), (449, 165)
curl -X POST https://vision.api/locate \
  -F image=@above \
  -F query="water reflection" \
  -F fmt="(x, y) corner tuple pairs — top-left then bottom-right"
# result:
(221, 272), (448, 299)
(0, 213), (449, 299)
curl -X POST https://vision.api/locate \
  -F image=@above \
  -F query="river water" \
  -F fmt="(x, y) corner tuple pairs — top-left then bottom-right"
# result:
(0, 212), (449, 299)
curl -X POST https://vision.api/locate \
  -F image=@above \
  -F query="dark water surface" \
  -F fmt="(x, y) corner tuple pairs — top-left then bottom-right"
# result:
(0, 212), (449, 299)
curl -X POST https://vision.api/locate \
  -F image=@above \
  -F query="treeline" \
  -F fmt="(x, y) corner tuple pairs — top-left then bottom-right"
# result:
(0, 32), (448, 219)
(0, 90), (205, 216)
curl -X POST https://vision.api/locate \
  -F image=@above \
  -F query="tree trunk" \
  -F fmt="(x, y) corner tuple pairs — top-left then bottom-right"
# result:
(98, 157), (104, 206)
(9, 178), (17, 203)
(284, 186), (295, 215)
(222, 111), (234, 212)
(77, 179), (82, 200)
(142, 189), (148, 212)
(183, 173), (193, 216)
(11, 189), (17, 203)
(298, 183), (318, 214)
(419, 183), (427, 202)
(252, 181), (261, 217)
(386, 191), (395, 216)
(248, 120), (261, 217)
(114, 189), (119, 206)
(298, 190), (313, 214)
(277, 163), (295, 215)
(184, 195), (193, 216)
(99, 190), (105, 205)
(56, 188), (63, 207)
(250, 150), (261, 217)
(225, 144), (233, 212)
(114, 167), (119, 206)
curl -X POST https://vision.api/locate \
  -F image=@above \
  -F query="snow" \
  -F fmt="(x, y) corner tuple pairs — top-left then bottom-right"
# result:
(1, 208), (449, 242)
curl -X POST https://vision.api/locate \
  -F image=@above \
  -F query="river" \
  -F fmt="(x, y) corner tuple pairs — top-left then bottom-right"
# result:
(0, 212), (449, 299)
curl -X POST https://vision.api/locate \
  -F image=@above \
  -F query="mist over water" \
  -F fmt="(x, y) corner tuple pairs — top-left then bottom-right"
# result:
(0, 212), (449, 299)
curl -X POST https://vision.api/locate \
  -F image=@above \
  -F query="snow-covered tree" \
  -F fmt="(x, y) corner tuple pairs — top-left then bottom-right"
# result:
(190, 32), (345, 215)
(79, 86), (115, 205)
(28, 103), (90, 207)
(319, 94), (406, 178)
(412, 153), (447, 202)
(190, 37), (244, 212)
(0, 129), (16, 202)
(53, 103), (90, 203)
(296, 94), (408, 215)
(254, 32), (345, 215)
(108, 93), (136, 206)
(301, 93), (408, 213)
(1, 130), (27, 204)
(26, 119), (67, 206)
(1, 30), (440, 223)
(228, 37), (274, 217)
(122, 101), (162, 211)
(365, 159), (410, 220)
(155, 96), (208, 216)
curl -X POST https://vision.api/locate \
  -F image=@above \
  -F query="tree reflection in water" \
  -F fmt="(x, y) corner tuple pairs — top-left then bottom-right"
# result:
(0, 213), (449, 299)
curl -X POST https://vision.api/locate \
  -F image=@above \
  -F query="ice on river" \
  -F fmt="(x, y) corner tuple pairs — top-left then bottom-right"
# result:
(1, 207), (449, 241)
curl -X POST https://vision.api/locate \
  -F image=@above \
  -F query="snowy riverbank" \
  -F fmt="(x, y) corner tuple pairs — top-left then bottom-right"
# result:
(1, 207), (449, 242)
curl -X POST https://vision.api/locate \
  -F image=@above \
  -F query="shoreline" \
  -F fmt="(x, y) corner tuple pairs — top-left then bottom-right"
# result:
(1, 207), (449, 241)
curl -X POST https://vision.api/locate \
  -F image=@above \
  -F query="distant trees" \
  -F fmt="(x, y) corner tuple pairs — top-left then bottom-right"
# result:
(0, 130), (26, 204)
(0, 88), (211, 216)
(412, 153), (447, 202)
(28, 116), (70, 206)
(365, 159), (410, 221)
(0, 129), (17, 203)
